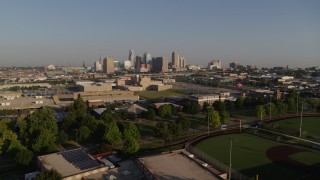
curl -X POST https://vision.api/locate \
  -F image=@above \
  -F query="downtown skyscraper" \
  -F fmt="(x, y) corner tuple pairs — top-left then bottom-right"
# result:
(129, 49), (135, 68)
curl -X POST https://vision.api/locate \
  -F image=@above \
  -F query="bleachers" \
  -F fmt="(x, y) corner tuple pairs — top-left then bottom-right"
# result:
(59, 149), (101, 170)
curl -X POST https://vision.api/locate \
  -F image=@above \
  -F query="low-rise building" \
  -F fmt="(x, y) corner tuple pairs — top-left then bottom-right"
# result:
(37, 148), (108, 180)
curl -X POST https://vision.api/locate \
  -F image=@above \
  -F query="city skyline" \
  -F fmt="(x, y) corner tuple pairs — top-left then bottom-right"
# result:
(1, 0), (319, 68)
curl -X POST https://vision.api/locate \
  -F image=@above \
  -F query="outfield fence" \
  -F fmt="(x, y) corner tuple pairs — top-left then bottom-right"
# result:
(246, 127), (320, 150)
(187, 145), (249, 180)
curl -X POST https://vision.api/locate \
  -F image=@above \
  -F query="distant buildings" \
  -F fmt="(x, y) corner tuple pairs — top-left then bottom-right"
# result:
(103, 57), (115, 74)
(143, 52), (152, 64)
(208, 60), (222, 69)
(229, 61), (239, 69)
(94, 57), (103, 72)
(152, 57), (168, 73)
(171, 51), (186, 68)
(123, 60), (131, 70)
(129, 49), (135, 68)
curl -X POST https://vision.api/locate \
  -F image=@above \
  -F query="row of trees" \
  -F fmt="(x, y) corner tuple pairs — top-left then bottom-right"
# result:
(0, 98), (142, 168)
(256, 93), (320, 119)
(61, 98), (141, 154)
(153, 116), (191, 144)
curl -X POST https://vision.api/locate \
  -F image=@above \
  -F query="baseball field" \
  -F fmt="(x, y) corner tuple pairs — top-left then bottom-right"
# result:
(195, 133), (320, 179)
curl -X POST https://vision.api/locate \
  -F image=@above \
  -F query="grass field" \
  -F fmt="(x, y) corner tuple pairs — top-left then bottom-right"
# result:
(195, 133), (320, 179)
(271, 117), (320, 137)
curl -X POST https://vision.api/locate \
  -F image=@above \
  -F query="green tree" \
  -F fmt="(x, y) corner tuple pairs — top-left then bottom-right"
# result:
(57, 130), (68, 145)
(158, 104), (172, 118)
(256, 105), (266, 120)
(123, 137), (139, 154)
(0, 119), (20, 154)
(176, 116), (190, 132)
(285, 95), (297, 113)
(61, 111), (77, 131)
(141, 108), (156, 120)
(276, 101), (288, 115)
(115, 110), (129, 120)
(19, 108), (58, 153)
(15, 148), (33, 166)
(35, 169), (62, 180)
(235, 96), (244, 108)
(225, 100), (235, 110)
(103, 120), (122, 145)
(219, 110), (230, 124)
(265, 103), (277, 118)
(212, 101), (225, 111)
(81, 115), (98, 132)
(207, 108), (220, 128)
(170, 121), (183, 136)
(154, 122), (172, 144)
(202, 102), (210, 112)
(123, 122), (140, 140)
(73, 98), (87, 120)
(78, 126), (91, 143)
(184, 102), (201, 114)
(306, 98), (319, 112)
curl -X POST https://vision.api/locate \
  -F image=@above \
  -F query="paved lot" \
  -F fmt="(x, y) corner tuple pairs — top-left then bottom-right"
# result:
(139, 151), (220, 180)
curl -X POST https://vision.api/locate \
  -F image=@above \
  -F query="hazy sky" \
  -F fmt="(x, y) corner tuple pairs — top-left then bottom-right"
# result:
(1, 0), (319, 68)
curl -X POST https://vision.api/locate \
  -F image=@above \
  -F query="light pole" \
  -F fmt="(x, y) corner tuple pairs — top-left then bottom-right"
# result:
(207, 96), (210, 136)
(269, 95), (272, 121)
(296, 92), (299, 115)
(299, 104), (303, 137)
(228, 137), (237, 180)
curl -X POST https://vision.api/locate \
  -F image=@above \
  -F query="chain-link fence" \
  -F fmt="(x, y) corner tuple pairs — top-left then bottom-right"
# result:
(246, 127), (320, 150)
(187, 145), (249, 180)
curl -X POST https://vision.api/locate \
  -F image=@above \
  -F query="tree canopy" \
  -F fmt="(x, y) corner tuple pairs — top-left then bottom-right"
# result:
(19, 108), (58, 153)
(206, 108), (220, 128)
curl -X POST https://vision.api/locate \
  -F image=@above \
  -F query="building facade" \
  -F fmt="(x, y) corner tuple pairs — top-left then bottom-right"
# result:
(103, 57), (115, 74)
(129, 49), (135, 68)
(152, 57), (168, 73)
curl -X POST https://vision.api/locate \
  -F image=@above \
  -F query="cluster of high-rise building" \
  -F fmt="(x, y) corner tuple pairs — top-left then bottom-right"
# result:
(94, 50), (186, 74)
(207, 60), (222, 69)
(171, 51), (186, 71)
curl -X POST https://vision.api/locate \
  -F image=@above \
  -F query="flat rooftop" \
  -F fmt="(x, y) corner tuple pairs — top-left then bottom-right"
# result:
(0, 96), (55, 110)
(138, 151), (219, 180)
(38, 149), (105, 178)
(86, 160), (144, 180)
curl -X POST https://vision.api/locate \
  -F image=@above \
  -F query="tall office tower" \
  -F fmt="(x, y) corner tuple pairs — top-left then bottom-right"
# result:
(144, 52), (152, 64)
(114, 61), (121, 71)
(94, 60), (103, 72)
(135, 56), (142, 70)
(172, 51), (180, 68)
(123, 60), (132, 70)
(208, 60), (222, 69)
(152, 57), (168, 73)
(129, 49), (135, 67)
(103, 57), (115, 74)
(230, 62), (239, 69)
(179, 56), (185, 68)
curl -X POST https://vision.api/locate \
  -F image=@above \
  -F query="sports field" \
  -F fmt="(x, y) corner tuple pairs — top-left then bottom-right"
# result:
(271, 117), (320, 137)
(195, 133), (320, 179)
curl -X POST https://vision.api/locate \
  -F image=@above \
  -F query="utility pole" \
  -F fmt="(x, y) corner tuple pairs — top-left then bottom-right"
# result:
(296, 92), (299, 115)
(269, 95), (272, 120)
(207, 96), (210, 136)
(299, 104), (303, 137)
(228, 137), (237, 180)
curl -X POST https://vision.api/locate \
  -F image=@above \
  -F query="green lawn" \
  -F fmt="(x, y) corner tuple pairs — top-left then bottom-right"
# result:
(271, 117), (320, 137)
(195, 133), (320, 179)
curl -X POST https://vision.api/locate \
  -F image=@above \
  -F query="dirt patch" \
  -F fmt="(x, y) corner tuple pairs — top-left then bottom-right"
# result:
(266, 145), (312, 173)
